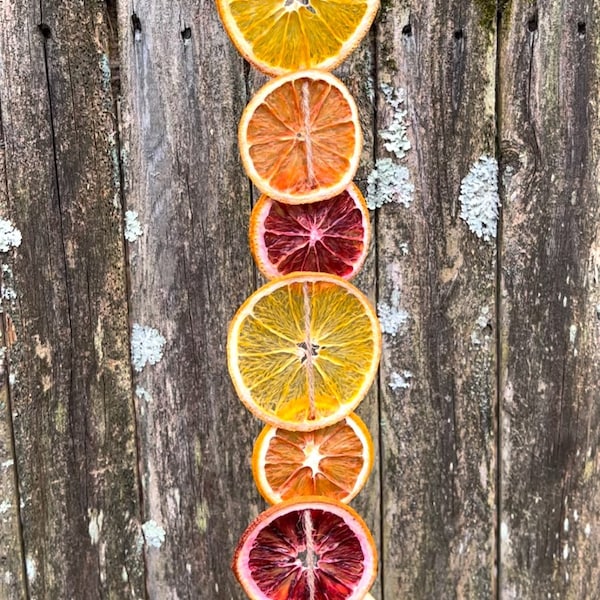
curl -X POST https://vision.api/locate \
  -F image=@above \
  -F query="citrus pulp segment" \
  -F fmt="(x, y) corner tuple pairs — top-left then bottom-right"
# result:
(249, 184), (371, 280)
(232, 496), (377, 600)
(216, 0), (380, 76)
(239, 71), (362, 204)
(252, 413), (374, 504)
(227, 272), (381, 431)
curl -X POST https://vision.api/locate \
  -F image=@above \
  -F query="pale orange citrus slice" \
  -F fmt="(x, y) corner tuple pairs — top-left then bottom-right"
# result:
(252, 413), (374, 504)
(239, 71), (362, 204)
(227, 272), (381, 431)
(232, 496), (377, 599)
(249, 184), (371, 280)
(216, 0), (380, 76)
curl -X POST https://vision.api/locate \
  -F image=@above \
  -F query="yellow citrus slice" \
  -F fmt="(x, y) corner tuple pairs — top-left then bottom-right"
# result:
(227, 272), (381, 431)
(249, 184), (371, 280)
(252, 413), (374, 504)
(232, 496), (377, 599)
(239, 71), (362, 204)
(216, 0), (380, 76)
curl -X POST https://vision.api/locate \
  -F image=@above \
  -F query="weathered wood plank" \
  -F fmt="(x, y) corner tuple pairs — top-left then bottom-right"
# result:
(118, 1), (258, 596)
(0, 1), (144, 597)
(374, 2), (498, 597)
(0, 108), (27, 600)
(499, 1), (600, 597)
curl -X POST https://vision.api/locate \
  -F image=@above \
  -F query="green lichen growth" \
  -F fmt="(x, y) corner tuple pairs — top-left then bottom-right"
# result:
(378, 39), (398, 73)
(378, 0), (393, 15)
(474, 0), (514, 35)
(473, 0), (497, 34)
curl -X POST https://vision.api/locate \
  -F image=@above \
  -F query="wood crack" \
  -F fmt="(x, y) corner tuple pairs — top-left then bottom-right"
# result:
(103, 2), (149, 598)
(0, 48), (30, 600)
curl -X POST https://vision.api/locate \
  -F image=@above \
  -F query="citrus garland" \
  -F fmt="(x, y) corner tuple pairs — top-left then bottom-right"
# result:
(218, 1), (381, 598)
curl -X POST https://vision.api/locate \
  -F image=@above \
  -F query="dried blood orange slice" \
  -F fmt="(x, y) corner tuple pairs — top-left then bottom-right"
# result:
(252, 413), (374, 504)
(216, 0), (380, 76)
(239, 71), (362, 204)
(249, 184), (371, 280)
(227, 272), (381, 431)
(232, 496), (377, 599)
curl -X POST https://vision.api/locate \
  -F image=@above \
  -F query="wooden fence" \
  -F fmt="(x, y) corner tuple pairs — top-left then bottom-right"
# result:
(1, 0), (599, 598)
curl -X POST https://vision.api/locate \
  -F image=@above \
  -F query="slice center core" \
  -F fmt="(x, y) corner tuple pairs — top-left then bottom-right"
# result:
(283, 0), (316, 14)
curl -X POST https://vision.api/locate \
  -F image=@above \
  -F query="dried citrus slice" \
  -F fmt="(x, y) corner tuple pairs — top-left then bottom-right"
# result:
(227, 272), (381, 431)
(249, 184), (371, 280)
(232, 496), (377, 599)
(216, 0), (380, 76)
(252, 413), (374, 504)
(239, 71), (362, 204)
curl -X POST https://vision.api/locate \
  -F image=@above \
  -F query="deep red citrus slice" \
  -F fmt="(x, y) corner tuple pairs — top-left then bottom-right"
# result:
(232, 497), (377, 600)
(249, 184), (371, 280)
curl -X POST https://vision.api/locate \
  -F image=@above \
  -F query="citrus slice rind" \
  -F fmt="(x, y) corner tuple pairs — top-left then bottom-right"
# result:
(239, 71), (363, 204)
(249, 184), (371, 280)
(252, 413), (374, 504)
(232, 496), (377, 600)
(216, 0), (381, 77)
(227, 272), (381, 431)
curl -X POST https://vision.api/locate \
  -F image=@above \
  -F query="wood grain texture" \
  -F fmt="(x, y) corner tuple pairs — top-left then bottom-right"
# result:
(0, 1), (143, 597)
(1, 0), (600, 598)
(499, 1), (600, 597)
(0, 106), (27, 600)
(375, 2), (497, 597)
(117, 1), (258, 596)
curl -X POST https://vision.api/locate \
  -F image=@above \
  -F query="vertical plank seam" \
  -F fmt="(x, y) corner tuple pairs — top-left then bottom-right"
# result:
(243, 60), (259, 293)
(0, 102), (30, 599)
(494, 4), (504, 599)
(370, 16), (385, 600)
(0, 320), (28, 599)
(37, 6), (80, 589)
(104, 1), (150, 596)
(38, 1), (75, 354)
(0, 50), (30, 600)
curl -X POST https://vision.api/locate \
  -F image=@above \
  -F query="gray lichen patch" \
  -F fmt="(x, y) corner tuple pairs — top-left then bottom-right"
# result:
(459, 156), (500, 242)
(88, 508), (104, 546)
(142, 520), (166, 549)
(367, 84), (414, 209)
(135, 385), (153, 403)
(25, 556), (36, 584)
(124, 210), (143, 242)
(379, 84), (411, 160)
(389, 370), (413, 390)
(377, 288), (410, 336)
(471, 306), (493, 347)
(0, 219), (22, 253)
(367, 159), (414, 209)
(1, 263), (17, 305)
(130, 324), (166, 372)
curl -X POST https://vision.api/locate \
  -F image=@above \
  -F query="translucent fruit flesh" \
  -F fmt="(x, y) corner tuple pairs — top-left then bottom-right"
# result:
(233, 497), (377, 600)
(227, 273), (381, 431)
(253, 413), (374, 504)
(217, 0), (380, 76)
(239, 71), (362, 204)
(250, 185), (370, 280)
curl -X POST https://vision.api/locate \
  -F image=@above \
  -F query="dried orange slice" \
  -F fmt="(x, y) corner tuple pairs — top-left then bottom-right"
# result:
(216, 0), (380, 76)
(227, 272), (381, 431)
(239, 71), (362, 204)
(252, 413), (374, 504)
(249, 184), (371, 280)
(232, 496), (377, 599)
